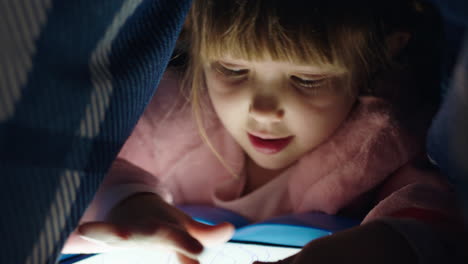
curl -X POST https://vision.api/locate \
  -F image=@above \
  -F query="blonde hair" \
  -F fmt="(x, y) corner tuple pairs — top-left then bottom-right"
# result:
(172, 0), (441, 177)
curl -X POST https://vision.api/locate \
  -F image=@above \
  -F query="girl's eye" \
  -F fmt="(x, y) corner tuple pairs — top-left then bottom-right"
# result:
(290, 75), (327, 88)
(290, 75), (329, 94)
(212, 62), (249, 78)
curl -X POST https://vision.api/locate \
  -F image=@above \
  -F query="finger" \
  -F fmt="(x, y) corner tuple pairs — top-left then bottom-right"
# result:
(151, 222), (204, 257)
(185, 220), (235, 247)
(79, 221), (204, 257)
(78, 222), (131, 245)
(176, 252), (200, 264)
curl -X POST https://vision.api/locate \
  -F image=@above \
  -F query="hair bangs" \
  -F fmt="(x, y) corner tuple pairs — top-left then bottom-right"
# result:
(194, 0), (352, 73)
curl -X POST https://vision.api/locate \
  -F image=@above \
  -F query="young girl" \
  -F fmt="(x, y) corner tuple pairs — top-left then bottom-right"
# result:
(64, 0), (461, 263)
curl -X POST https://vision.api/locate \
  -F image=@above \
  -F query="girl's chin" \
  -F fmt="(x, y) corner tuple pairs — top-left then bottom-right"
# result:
(248, 154), (297, 171)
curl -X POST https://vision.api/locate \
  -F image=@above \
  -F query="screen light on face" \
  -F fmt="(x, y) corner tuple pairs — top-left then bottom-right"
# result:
(73, 242), (300, 264)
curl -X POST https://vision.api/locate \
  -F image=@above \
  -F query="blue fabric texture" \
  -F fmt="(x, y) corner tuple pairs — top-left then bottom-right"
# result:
(426, 0), (468, 219)
(0, 0), (192, 263)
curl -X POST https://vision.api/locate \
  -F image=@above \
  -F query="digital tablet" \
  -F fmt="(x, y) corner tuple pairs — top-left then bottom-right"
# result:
(60, 241), (301, 264)
(60, 205), (358, 264)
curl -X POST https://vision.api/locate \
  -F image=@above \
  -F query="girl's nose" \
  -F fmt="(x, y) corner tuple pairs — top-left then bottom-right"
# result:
(249, 94), (284, 123)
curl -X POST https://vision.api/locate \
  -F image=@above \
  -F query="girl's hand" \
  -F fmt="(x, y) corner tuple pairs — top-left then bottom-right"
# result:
(254, 221), (416, 264)
(78, 193), (234, 264)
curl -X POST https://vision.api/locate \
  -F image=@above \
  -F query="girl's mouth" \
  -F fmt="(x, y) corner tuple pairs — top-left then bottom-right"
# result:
(248, 133), (294, 154)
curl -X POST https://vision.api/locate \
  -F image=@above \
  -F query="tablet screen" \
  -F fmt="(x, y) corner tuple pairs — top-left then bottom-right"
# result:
(68, 241), (300, 264)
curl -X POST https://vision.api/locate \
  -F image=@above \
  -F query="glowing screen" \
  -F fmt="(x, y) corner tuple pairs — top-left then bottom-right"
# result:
(73, 242), (300, 264)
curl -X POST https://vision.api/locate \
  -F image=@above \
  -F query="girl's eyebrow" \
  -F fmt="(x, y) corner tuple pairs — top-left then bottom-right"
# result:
(292, 65), (347, 76)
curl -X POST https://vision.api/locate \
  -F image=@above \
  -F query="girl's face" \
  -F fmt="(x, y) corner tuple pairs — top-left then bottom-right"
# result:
(203, 57), (358, 170)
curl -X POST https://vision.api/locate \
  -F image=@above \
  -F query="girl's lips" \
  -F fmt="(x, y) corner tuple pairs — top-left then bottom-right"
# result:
(248, 133), (294, 154)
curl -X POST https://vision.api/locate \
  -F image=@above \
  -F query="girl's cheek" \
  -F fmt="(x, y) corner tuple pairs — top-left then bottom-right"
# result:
(291, 92), (342, 112)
